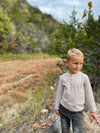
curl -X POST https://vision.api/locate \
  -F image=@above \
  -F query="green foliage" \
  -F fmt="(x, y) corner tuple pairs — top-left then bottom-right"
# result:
(49, 3), (100, 90)
(30, 41), (37, 48)
(84, 15), (100, 89)
(69, 7), (79, 27)
(0, 0), (13, 8)
(0, 8), (12, 54)
(10, 4), (30, 23)
(29, 5), (42, 14)
(50, 20), (77, 57)
(0, 8), (12, 42)
(33, 14), (42, 23)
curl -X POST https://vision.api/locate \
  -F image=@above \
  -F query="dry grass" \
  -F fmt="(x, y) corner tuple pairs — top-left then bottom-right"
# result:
(0, 58), (62, 127)
(10, 91), (28, 101)
(0, 72), (19, 84)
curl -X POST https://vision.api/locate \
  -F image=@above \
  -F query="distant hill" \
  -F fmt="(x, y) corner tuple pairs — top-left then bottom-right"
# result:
(0, 0), (60, 54)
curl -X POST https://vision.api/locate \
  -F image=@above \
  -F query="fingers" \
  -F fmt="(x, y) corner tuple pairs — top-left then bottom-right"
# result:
(56, 110), (60, 116)
(89, 114), (98, 123)
(89, 115), (94, 123)
(92, 114), (98, 123)
(94, 116), (98, 123)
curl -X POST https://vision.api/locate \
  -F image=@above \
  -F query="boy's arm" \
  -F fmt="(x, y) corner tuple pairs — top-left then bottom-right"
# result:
(84, 75), (97, 112)
(84, 75), (98, 122)
(55, 76), (64, 113)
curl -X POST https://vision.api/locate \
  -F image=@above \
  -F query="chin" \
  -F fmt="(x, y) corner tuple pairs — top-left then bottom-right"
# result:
(73, 71), (79, 74)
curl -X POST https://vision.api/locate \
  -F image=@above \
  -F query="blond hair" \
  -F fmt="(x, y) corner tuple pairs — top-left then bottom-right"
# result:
(66, 48), (84, 60)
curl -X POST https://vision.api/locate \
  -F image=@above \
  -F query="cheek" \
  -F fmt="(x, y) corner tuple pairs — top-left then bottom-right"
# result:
(79, 65), (83, 69)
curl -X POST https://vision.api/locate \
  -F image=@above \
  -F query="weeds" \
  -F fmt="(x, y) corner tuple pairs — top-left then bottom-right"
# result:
(0, 52), (59, 61)
(0, 56), (62, 132)
(47, 71), (59, 85)
(0, 71), (60, 131)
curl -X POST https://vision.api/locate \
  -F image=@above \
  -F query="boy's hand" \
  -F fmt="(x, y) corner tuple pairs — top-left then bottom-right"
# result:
(89, 112), (98, 123)
(56, 110), (60, 116)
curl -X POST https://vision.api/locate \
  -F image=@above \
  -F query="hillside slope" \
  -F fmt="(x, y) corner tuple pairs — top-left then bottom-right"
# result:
(0, 0), (60, 54)
(0, 58), (61, 113)
(0, 58), (63, 132)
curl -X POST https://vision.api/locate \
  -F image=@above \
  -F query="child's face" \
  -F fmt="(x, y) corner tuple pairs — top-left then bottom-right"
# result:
(65, 55), (84, 74)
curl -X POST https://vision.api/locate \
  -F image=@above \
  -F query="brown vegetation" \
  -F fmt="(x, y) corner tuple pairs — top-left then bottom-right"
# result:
(0, 58), (62, 121)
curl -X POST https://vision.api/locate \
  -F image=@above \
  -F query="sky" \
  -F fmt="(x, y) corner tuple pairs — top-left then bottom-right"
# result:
(27, 0), (100, 23)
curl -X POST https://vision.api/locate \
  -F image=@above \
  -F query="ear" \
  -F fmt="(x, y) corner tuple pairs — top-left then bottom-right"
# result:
(65, 60), (69, 66)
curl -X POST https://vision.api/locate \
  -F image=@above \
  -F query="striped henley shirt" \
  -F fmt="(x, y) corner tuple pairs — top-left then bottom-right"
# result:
(55, 71), (97, 112)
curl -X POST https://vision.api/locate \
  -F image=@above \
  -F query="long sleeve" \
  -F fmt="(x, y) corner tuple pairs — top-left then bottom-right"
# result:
(84, 75), (97, 112)
(55, 76), (64, 110)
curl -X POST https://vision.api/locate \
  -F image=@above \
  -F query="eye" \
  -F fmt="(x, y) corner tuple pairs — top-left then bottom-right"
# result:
(73, 62), (78, 65)
(73, 62), (83, 65)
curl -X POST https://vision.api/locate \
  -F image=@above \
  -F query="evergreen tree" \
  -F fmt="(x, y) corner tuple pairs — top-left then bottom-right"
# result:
(52, 2), (100, 90)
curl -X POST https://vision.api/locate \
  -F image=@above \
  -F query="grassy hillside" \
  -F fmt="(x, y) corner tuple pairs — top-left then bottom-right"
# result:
(0, 52), (59, 61)
(0, 55), (62, 132)
(0, 0), (60, 54)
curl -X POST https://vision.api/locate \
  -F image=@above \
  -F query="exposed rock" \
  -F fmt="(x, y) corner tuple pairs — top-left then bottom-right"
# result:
(48, 117), (61, 133)
(41, 109), (49, 114)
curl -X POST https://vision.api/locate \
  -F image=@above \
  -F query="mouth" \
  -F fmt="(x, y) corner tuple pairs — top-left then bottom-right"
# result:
(73, 69), (79, 72)
(74, 69), (78, 71)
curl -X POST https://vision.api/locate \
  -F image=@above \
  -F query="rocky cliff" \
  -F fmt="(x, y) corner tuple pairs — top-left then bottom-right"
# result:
(0, 0), (60, 53)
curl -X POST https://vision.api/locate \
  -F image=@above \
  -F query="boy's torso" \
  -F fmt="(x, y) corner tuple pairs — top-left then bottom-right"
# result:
(60, 71), (86, 111)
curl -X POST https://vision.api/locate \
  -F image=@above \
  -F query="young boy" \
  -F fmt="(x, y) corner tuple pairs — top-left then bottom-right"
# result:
(55, 48), (98, 133)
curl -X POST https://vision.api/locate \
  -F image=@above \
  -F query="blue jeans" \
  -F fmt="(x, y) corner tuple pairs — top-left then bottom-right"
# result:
(59, 104), (83, 133)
